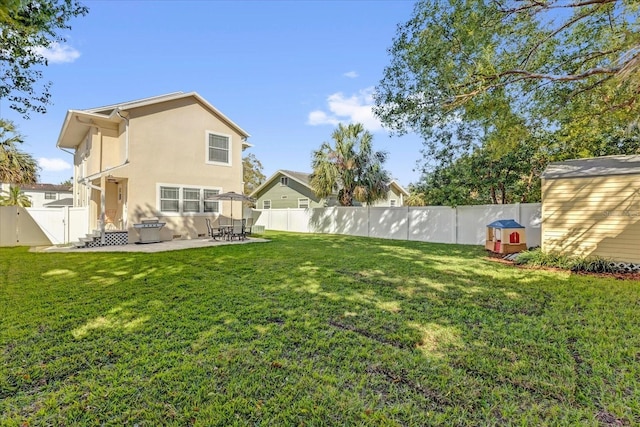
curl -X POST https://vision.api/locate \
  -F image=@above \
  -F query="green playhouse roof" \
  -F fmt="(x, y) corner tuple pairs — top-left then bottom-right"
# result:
(487, 219), (525, 229)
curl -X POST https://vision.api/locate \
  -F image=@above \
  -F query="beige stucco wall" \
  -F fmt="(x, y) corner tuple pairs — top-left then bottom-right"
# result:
(542, 174), (640, 263)
(121, 98), (244, 241)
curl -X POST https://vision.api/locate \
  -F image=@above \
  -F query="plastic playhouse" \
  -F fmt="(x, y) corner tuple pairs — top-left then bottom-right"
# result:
(485, 219), (527, 254)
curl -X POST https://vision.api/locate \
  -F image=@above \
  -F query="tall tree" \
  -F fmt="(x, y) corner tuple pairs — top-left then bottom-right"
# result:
(0, 185), (31, 207)
(0, 120), (39, 183)
(0, 0), (88, 118)
(374, 0), (639, 205)
(310, 123), (390, 206)
(242, 153), (266, 195)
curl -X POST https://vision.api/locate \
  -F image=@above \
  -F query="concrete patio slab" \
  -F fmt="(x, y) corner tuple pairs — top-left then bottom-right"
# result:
(34, 237), (270, 253)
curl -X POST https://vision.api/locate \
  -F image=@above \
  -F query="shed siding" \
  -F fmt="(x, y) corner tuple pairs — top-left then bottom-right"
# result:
(542, 175), (640, 262)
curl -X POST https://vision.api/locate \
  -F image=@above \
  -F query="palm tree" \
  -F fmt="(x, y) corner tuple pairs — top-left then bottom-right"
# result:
(310, 123), (390, 206)
(0, 185), (32, 207)
(0, 119), (39, 184)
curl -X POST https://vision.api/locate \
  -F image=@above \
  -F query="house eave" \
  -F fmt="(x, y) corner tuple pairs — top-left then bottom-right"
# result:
(56, 110), (120, 150)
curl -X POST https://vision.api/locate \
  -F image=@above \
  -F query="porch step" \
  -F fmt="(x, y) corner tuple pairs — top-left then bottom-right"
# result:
(72, 230), (129, 249)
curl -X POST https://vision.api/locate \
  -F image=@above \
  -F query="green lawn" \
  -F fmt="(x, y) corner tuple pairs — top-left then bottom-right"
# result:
(1, 232), (639, 426)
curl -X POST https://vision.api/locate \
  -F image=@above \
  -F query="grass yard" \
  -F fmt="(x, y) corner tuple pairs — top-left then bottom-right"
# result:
(1, 232), (639, 426)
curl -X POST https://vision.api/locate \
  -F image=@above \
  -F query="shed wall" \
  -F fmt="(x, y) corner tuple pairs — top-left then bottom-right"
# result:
(542, 175), (640, 262)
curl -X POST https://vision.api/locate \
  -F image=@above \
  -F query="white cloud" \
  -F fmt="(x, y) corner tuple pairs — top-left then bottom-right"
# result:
(307, 87), (383, 132)
(343, 71), (358, 78)
(34, 42), (81, 64)
(38, 158), (72, 172)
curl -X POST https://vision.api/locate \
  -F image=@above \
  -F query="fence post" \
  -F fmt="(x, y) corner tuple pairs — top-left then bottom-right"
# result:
(453, 207), (458, 244)
(406, 206), (410, 241)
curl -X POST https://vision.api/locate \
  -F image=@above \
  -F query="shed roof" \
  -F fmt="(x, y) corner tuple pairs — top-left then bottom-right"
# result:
(487, 219), (525, 229)
(542, 155), (640, 179)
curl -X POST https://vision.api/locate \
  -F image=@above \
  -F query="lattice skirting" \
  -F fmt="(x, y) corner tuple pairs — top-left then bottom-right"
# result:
(86, 231), (129, 247)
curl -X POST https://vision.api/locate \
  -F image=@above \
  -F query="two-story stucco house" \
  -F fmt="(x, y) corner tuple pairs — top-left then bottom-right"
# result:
(251, 170), (408, 209)
(56, 92), (251, 245)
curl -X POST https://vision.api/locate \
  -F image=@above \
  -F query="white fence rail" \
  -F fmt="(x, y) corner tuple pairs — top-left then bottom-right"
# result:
(253, 203), (542, 247)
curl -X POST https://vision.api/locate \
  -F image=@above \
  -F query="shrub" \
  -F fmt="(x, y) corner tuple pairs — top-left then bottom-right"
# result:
(515, 249), (618, 273)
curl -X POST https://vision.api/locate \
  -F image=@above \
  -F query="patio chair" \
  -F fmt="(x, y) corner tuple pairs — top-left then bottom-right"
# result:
(229, 219), (245, 240)
(205, 218), (224, 240)
(244, 217), (254, 236)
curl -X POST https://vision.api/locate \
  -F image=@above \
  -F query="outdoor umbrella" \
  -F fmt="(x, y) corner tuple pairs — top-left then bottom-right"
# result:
(205, 191), (255, 221)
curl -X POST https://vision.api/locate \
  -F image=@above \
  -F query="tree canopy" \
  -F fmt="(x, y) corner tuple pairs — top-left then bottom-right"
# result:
(0, 0), (88, 118)
(310, 123), (390, 206)
(0, 185), (31, 207)
(0, 119), (39, 184)
(374, 0), (640, 205)
(243, 153), (266, 195)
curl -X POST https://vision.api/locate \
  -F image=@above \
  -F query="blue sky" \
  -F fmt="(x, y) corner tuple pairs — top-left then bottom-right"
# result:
(3, 0), (424, 188)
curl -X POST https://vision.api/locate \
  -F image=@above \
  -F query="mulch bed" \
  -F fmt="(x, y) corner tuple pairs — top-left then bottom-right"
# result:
(485, 252), (640, 281)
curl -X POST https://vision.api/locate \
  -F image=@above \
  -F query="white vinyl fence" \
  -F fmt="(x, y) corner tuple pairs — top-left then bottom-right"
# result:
(0, 206), (89, 247)
(253, 203), (542, 247)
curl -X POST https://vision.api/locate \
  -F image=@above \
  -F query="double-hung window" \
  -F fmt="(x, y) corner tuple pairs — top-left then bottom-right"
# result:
(159, 185), (221, 214)
(45, 192), (56, 200)
(263, 200), (271, 209)
(160, 187), (180, 212)
(183, 188), (200, 213)
(298, 198), (309, 208)
(203, 189), (220, 213)
(207, 132), (230, 165)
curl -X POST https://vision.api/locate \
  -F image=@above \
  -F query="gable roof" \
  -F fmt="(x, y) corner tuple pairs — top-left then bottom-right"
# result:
(57, 92), (251, 149)
(250, 170), (313, 197)
(542, 155), (640, 179)
(250, 169), (409, 200)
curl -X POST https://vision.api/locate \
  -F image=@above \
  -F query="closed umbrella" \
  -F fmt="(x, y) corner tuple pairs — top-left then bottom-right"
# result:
(205, 191), (255, 221)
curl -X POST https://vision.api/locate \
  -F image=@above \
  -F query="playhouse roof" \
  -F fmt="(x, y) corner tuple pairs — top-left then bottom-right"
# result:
(542, 155), (640, 179)
(487, 219), (525, 229)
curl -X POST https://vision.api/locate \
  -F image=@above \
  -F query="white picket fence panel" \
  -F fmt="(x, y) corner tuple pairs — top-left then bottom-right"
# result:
(253, 203), (542, 247)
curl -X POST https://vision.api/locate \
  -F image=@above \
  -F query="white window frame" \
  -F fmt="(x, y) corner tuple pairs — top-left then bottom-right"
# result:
(280, 176), (289, 186)
(44, 192), (56, 200)
(205, 131), (232, 166)
(157, 183), (223, 216)
(263, 200), (271, 209)
(298, 198), (309, 208)
(390, 199), (397, 207)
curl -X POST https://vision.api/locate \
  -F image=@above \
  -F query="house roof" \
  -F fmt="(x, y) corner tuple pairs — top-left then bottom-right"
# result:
(487, 219), (525, 229)
(250, 170), (313, 197)
(250, 169), (409, 199)
(542, 155), (640, 179)
(19, 183), (72, 192)
(389, 180), (409, 196)
(43, 197), (74, 207)
(57, 92), (251, 149)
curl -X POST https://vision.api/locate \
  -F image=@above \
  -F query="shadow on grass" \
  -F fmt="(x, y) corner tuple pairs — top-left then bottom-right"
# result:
(1, 232), (638, 425)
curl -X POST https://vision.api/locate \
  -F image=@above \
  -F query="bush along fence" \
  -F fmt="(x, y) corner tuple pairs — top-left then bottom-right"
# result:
(252, 203), (542, 247)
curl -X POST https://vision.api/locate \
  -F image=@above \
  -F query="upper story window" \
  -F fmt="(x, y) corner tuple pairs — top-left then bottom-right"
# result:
(390, 199), (397, 207)
(280, 177), (288, 186)
(44, 192), (56, 200)
(298, 198), (309, 209)
(263, 200), (271, 209)
(207, 132), (231, 165)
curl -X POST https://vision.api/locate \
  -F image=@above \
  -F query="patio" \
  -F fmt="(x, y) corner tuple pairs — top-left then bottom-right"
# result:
(34, 236), (270, 253)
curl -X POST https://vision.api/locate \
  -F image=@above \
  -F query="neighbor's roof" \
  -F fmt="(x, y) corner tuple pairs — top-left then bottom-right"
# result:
(250, 170), (313, 197)
(57, 92), (251, 149)
(43, 197), (73, 207)
(20, 183), (72, 192)
(487, 219), (525, 229)
(542, 155), (640, 179)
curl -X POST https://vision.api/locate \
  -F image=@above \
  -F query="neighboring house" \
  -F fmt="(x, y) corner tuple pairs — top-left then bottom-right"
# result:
(541, 155), (640, 263)
(251, 170), (408, 209)
(0, 183), (72, 208)
(56, 92), (251, 244)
